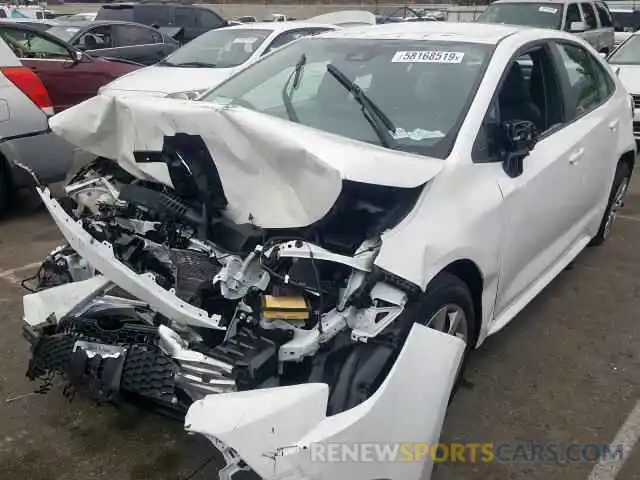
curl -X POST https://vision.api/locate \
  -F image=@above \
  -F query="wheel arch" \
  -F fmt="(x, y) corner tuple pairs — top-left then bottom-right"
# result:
(435, 259), (484, 346)
(619, 149), (635, 174)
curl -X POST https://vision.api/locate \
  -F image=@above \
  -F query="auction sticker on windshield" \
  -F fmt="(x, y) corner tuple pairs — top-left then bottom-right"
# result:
(392, 51), (465, 63)
(538, 6), (558, 13)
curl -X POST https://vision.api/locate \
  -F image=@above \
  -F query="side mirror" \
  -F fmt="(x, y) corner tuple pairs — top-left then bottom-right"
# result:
(74, 50), (84, 62)
(499, 120), (537, 178)
(569, 21), (587, 32)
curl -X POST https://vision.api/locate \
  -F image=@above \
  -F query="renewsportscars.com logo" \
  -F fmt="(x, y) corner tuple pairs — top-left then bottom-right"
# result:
(309, 442), (626, 463)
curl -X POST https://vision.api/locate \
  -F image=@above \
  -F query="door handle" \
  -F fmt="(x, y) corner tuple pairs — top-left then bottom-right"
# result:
(609, 119), (619, 131)
(568, 147), (584, 165)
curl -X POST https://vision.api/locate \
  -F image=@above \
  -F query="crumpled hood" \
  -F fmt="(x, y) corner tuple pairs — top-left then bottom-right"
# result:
(49, 94), (443, 228)
(100, 65), (237, 96)
(616, 64), (640, 95)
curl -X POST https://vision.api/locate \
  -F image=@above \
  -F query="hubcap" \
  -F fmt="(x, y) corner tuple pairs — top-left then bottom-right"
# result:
(426, 304), (468, 343)
(603, 177), (630, 239)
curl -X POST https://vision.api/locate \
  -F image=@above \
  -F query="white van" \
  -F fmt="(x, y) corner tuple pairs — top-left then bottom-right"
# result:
(478, 0), (615, 53)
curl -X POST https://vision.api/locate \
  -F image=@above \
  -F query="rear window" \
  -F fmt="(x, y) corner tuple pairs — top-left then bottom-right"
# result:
(478, 2), (564, 29)
(96, 5), (135, 22)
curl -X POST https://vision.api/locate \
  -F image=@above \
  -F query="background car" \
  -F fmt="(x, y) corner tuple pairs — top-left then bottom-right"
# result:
(45, 20), (180, 65)
(95, 1), (228, 43)
(99, 21), (340, 99)
(0, 22), (141, 112)
(0, 34), (73, 214)
(478, 0), (615, 53)
(606, 31), (640, 139)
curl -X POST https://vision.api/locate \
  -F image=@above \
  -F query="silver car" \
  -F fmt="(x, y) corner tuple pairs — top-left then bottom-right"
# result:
(0, 34), (73, 213)
(478, 0), (615, 54)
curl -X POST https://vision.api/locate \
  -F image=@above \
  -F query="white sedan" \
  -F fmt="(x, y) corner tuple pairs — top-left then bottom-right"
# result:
(608, 31), (640, 138)
(25, 21), (635, 480)
(98, 21), (342, 99)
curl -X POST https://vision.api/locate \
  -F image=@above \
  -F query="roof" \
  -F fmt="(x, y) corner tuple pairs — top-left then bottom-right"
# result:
(224, 21), (340, 33)
(321, 21), (524, 44)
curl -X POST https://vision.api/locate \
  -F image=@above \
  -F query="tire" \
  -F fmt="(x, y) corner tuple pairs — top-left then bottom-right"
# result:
(409, 272), (477, 397)
(326, 272), (477, 414)
(590, 162), (632, 246)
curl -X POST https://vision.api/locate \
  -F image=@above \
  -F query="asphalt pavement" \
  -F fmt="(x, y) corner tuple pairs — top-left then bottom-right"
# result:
(0, 172), (638, 480)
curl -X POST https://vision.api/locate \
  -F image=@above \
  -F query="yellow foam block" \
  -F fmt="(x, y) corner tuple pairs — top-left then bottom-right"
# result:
(262, 295), (309, 321)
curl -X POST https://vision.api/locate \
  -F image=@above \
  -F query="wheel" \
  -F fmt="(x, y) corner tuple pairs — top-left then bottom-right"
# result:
(326, 272), (476, 414)
(590, 162), (632, 246)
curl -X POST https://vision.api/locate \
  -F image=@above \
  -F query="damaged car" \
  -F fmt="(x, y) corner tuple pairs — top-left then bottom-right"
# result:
(22, 22), (635, 480)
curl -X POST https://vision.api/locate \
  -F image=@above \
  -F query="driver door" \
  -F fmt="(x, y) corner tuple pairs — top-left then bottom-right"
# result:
(0, 26), (109, 112)
(481, 45), (587, 327)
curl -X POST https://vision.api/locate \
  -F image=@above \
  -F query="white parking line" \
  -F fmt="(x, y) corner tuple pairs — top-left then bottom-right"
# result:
(619, 214), (640, 223)
(587, 400), (640, 480)
(0, 262), (41, 285)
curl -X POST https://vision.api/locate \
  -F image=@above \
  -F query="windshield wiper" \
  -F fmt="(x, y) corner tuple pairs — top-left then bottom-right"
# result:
(326, 63), (396, 148)
(172, 61), (218, 68)
(281, 53), (306, 123)
(156, 59), (177, 66)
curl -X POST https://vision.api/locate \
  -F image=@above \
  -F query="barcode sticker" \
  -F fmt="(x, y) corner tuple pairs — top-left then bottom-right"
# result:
(391, 51), (465, 64)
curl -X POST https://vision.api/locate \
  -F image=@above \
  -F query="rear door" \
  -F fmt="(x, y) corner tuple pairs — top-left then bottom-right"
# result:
(73, 24), (119, 59)
(594, 1), (615, 52)
(0, 26), (107, 111)
(551, 40), (622, 229)
(112, 23), (165, 65)
(579, 2), (602, 50)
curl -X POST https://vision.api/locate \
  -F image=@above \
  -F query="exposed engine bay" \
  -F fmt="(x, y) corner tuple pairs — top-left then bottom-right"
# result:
(25, 147), (429, 417)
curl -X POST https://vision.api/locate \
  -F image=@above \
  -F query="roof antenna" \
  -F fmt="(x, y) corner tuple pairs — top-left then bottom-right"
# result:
(615, 66), (621, 77)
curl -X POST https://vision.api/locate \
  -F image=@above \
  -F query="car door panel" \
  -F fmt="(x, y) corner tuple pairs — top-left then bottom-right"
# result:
(495, 127), (587, 318)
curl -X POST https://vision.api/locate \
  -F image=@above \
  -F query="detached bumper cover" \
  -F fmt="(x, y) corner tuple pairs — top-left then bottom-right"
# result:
(186, 323), (464, 480)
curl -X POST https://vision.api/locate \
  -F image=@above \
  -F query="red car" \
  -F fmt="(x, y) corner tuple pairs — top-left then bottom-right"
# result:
(0, 22), (141, 112)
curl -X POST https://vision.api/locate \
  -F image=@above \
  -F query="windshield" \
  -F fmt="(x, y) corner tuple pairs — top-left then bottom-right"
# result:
(161, 28), (272, 68)
(46, 25), (81, 42)
(609, 35), (640, 63)
(478, 2), (564, 29)
(202, 37), (492, 158)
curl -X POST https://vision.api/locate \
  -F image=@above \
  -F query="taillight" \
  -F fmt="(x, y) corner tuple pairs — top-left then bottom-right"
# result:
(1, 66), (54, 116)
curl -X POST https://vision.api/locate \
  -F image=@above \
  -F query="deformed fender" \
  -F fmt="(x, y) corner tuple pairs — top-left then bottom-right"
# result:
(185, 323), (465, 480)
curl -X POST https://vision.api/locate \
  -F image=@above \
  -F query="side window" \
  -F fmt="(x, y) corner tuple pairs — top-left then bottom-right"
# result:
(555, 42), (613, 118)
(75, 26), (113, 50)
(0, 27), (71, 59)
(115, 25), (160, 46)
(581, 3), (598, 29)
(0, 10), (6, 19)
(197, 9), (225, 29)
(594, 2), (612, 27)
(473, 46), (564, 163)
(175, 7), (198, 27)
(565, 3), (582, 30)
